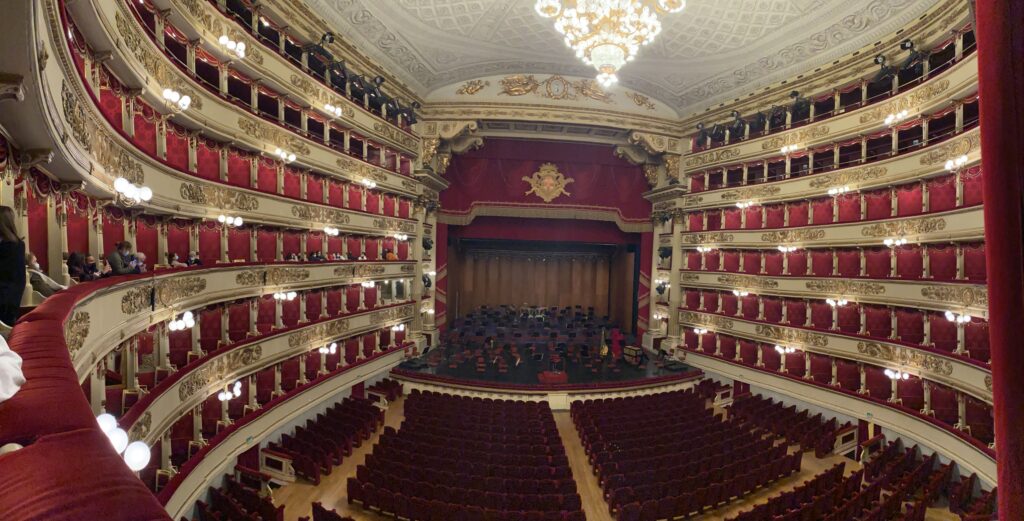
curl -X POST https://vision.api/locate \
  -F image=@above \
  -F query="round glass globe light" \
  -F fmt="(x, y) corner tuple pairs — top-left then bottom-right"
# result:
(96, 413), (118, 434)
(107, 427), (129, 454)
(123, 441), (151, 471)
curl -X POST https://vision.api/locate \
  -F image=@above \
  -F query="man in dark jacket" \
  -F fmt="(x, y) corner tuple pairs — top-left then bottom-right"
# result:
(107, 241), (141, 275)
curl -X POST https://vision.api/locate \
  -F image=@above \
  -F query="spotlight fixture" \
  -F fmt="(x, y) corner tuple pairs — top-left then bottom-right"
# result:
(217, 380), (243, 401)
(945, 155), (969, 172)
(827, 186), (851, 196)
(884, 368), (911, 380)
(944, 311), (971, 324)
(692, 327), (708, 335)
(884, 110), (910, 126)
(168, 310), (196, 332)
(273, 291), (297, 301)
(359, 178), (377, 189)
(274, 148), (297, 163)
(777, 245), (799, 253)
(324, 103), (344, 118)
(96, 414), (151, 472)
(217, 35), (246, 59)
(113, 177), (154, 205)
(217, 214), (244, 227)
(883, 238), (908, 248)
(324, 226), (341, 237)
(826, 298), (849, 307)
(161, 88), (192, 111)
(318, 342), (338, 355)
(731, 290), (750, 297)
(774, 345), (797, 354)
(735, 201), (757, 209)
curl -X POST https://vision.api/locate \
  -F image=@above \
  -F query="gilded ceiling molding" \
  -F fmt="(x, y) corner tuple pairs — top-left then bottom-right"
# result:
(861, 217), (947, 238)
(497, 74), (614, 104)
(859, 79), (951, 123)
(919, 134), (981, 166)
(455, 80), (489, 96)
(177, 344), (264, 401)
(805, 279), (887, 296)
(857, 342), (954, 376)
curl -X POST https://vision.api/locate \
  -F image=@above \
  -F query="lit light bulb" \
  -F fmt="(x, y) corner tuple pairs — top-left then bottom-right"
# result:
(107, 428), (129, 454)
(123, 441), (151, 471)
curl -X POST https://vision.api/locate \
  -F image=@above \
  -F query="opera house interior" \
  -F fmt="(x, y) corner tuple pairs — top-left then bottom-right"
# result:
(0, 0), (1021, 520)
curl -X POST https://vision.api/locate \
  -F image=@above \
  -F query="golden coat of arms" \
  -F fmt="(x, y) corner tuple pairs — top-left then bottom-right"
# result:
(523, 163), (574, 203)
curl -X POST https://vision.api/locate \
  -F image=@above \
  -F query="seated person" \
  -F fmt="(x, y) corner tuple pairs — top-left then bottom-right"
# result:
(357, 252), (367, 261)
(166, 252), (188, 268)
(107, 241), (141, 276)
(384, 248), (398, 261)
(131, 252), (149, 273)
(84, 255), (103, 278)
(186, 251), (202, 266)
(26, 253), (66, 297)
(66, 252), (96, 281)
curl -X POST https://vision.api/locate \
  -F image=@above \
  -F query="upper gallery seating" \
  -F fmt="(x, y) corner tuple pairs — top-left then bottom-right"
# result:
(571, 389), (804, 520)
(348, 390), (585, 520)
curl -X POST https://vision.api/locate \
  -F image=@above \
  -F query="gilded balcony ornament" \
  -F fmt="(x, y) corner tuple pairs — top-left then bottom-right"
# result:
(682, 232), (734, 244)
(289, 75), (345, 111)
(266, 267), (310, 285)
(856, 342), (954, 376)
(333, 266), (356, 278)
(420, 138), (440, 167)
(354, 265), (387, 277)
(679, 273), (700, 282)
(808, 166), (888, 189)
(290, 205), (351, 225)
(155, 277), (207, 307)
(681, 195), (704, 207)
(401, 180), (419, 191)
(754, 324), (829, 347)
(684, 147), (740, 169)
(760, 229), (826, 243)
(373, 122), (419, 150)
(370, 304), (415, 324)
(985, 376), (992, 392)
(288, 319), (351, 348)
(762, 125), (830, 151)
(919, 133), (980, 166)
(64, 311), (90, 358)
(679, 311), (734, 330)
(234, 270), (263, 287)
(860, 217), (946, 238)
(336, 156), (388, 182)
(805, 279), (886, 296)
(653, 201), (676, 211)
(178, 344), (263, 400)
(374, 217), (416, 234)
(122, 285), (153, 315)
(113, 10), (202, 110)
(858, 80), (950, 124)
(629, 132), (678, 155)
(236, 117), (310, 156)
(128, 412), (151, 442)
(920, 286), (988, 308)
(455, 80), (489, 96)
(61, 81), (89, 152)
(400, 265), (415, 273)
(179, 182), (259, 211)
(717, 274), (779, 290)
(642, 164), (660, 187)
(720, 185), (782, 201)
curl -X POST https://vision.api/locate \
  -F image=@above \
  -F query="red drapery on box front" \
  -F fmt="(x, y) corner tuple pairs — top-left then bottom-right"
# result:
(227, 228), (249, 261)
(135, 218), (158, 265)
(283, 168), (302, 199)
(811, 199), (833, 224)
(764, 205), (785, 228)
(688, 212), (703, 231)
(197, 223), (220, 265)
(743, 207), (762, 229)
(165, 123), (190, 172)
(166, 221), (190, 259)
(927, 175), (957, 212)
(257, 230), (276, 262)
(723, 208), (741, 229)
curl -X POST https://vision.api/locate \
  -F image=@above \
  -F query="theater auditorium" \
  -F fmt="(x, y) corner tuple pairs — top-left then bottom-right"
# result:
(0, 0), (1019, 520)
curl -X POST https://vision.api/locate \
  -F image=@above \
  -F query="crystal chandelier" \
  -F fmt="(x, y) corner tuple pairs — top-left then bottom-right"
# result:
(535, 0), (686, 87)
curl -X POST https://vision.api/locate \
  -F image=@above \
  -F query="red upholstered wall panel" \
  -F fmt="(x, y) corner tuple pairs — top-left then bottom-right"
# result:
(65, 202), (89, 257)
(256, 160), (277, 194)
(102, 209), (125, 258)
(282, 232), (300, 257)
(306, 175), (324, 203)
(165, 125), (190, 172)
(132, 110), (157, 158)
(135, 218), (158, 265)
(257, 230), (276, 262)
(347, 185), (362, 211)
(227, 228), (248, 261)
(226, 151), (250, 188)
(195, 141), (220, 181)
(440, 139), (650, 226)
(26, 186), (48, 272)
(198, 224), (220, 265)
(167, 222), (190, 259)
(329, 182), (345, 207)
(283, 169), (301, 199)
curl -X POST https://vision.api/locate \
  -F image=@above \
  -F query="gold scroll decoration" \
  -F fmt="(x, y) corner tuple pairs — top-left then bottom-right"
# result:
(805, 279), (886, 296)
(179, 183), (259, 212)
(679, 311), (734, 330)
(523, 163), (574, 203)
(682, 232), (734, 244)
(754, 324), (829, 347)
(920, 286), (988, 308)
(720, 185), (782, 201)
(919, 133), (980, 166)
(808, 166), (888, 189)
(177, 344), (263, 400)
(288, 318), (350, 348)
(857, 342), (954, 376)
(64, 311), (90, 358)
(717, 274), (779, 290)
(861, 217), (946, 238)
(761, 229), (826, 243)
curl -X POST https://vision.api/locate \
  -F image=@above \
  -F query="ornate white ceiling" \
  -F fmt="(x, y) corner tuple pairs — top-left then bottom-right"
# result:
(306, 0), (939, 114)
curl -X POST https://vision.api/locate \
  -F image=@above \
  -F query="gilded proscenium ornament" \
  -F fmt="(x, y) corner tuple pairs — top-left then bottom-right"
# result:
(61, 82), (144, 184)
(455, 80), (489, 96)
(761, 229), (826, 243)
(177, 344), (263, 400)
(684, 147), (740, 169)
(805, 279), (886, 296)
(497, 74), (613, 104)
(64, 311), (90, 358)
(682, 232), (734, 244)
(642, 164), (660, 187)
(720, 185), (781, 202)
(754, 324), (829, 348)
(919, 133), (980, 166)
(808, 166), (888, 189)
(859, 80), (951, 124)
(179, 183), (259, 212)
(523, 163), (575, 203)
(629, 131), (681, 155)
(860, 217), (946, 238)
(679, 311), (734, 331)
(762, 125), (830, 150)
(717, 274), (780, 290)
(856, 342), (954, 376)
(627, 91), (656, 110)
(920, 286), (988, 309)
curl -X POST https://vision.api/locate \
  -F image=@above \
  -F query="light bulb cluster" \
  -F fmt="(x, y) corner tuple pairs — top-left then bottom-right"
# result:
(883, 237), (908, 248)
(777, 245), (799, 253)
(774, 345), (797, 354)
(827, 186), (851, 196)
(695, 246), (715, 253)
(780, 144), (802, 155)
(426, 308), (436, 315)
(884, 369), (911, 380)
(359, 178), (377, 189)
(735, 201), (757, 209)
(217, 381), (243, 401)
(391, 324), (406, 332)
(534, 0), (686, 88)
(944, 311), (972, 324)
(167, 311), (196, 332)
(218, 214), (244, 227)
(826, 298), (849, 307)
(161, 88), (192, 111)
(393, 233), (409, 241)
(324, 226), (341, 237)
(884, 110), (910, 126)
(731, 290), (750, 297)
(217, 35), (246, 59)
(324, 103), (344, 118)
(318, 342), (338, 355)
(273, 291), (297, 301)
(96, 414), (151, 472)
(113, 177), (154, 204)
(692, 327), (708, 335)
(274, 148), (297, 163)
(360, 281), (376, 288)
(427, 270), (437, 277)
(945, 155), (969, 172)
